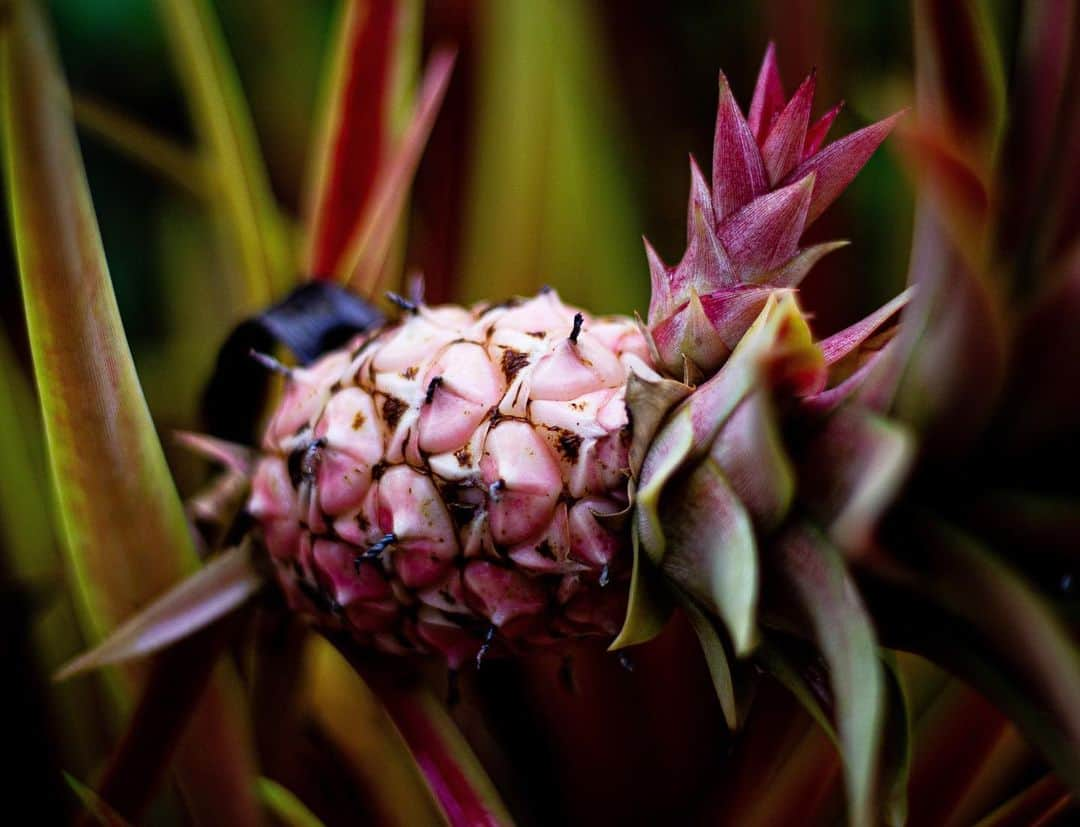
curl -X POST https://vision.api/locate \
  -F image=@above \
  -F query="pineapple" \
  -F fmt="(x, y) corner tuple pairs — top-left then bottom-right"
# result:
(250, 293), (648, 666)
(247, 47), (904, 672)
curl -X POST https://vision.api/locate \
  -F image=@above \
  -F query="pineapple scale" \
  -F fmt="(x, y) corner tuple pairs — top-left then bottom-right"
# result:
(249, 291), (657, 666)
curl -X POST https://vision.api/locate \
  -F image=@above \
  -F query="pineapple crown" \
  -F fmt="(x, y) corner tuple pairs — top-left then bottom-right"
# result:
(646, 44), (903, 378)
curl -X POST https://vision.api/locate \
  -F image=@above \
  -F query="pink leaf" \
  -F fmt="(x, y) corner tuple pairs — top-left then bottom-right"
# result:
(782, 111), (904, 226)
(718, 173), (815, 276)
(341, 48), (456, 293)
(712, 71), (769, 221)
(747, 42), (786, 142)
(761, 71), (816, 183)
(818, 288), (912, 366)
(803, 100), (844, 160)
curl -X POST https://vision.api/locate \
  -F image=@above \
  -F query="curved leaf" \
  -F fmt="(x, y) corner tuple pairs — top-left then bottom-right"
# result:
(799, 406), (915, 555)
(756, 635), (840, 751)
(769, 525), (885, 827)
(302, 637), (447, 827)
(870, 515), (1080, 791)
(609, 525), (673, 650)
(72, 95), (205, 199)
(878, 653), (912, 827)
(0, 3), (259, 821)
(680, 594), (738, 728)
(661, 459), (759, 655)
(64, 773), (133, 827)
(55, 543), (264, 681)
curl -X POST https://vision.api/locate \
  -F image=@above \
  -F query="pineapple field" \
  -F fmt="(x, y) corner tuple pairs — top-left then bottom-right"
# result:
(1, 0), (1078, 824)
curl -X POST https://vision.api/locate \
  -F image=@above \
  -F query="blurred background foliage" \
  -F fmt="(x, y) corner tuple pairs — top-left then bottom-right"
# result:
(3, 0), (1056, 824)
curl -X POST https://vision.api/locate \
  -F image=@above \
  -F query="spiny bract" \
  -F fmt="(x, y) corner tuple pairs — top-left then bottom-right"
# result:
(249, 291), (654, 666)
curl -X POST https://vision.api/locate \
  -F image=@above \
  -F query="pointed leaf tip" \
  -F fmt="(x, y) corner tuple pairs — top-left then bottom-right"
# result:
(783, 110), (905, 226)
(761, 71), (816, 183)
(54, 543), (264, 682)
(713, 70), (769, 221)
(174, 431), (254, 475)
(341, 47), (456, 293)
(748, 41), (786, 142)
(804, 100), (844, 160)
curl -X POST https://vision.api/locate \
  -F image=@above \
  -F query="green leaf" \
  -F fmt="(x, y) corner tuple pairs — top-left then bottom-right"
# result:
(770, 525), (885, 827)
(679, 594), (738, 728)
(0, 331), (63, 614)
(3, 0), (194, 679)
(878, 652), (912, 827)
(0, 331), (105, 773)
(64, 773), (133, 827)
(609, 526), (673, 650)
(72, 95), (205, 198)
(870, 514), (1080, 791)
(256, 778), (326, 827)
(0, 3), (259, 821)
(302, 637), (448, 827)
(457, 0), (645, 315)
(156, 0), (291, 308)
(660, 459), (759, 655)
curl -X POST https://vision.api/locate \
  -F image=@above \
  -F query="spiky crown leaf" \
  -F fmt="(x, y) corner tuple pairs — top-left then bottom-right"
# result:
(646, 43), (903, 378)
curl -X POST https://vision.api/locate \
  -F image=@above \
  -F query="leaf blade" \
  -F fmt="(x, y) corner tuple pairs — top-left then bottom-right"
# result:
(55, 542), (264, 681)
(770, 525), (885, 827)
(0, 5), (260, 822)
(156, 0), (290, 307)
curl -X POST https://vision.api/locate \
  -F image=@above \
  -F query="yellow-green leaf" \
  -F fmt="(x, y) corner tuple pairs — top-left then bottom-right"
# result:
(0, 2), (259, 821)
(156, 0), (291, 309)
(256, 777), (327, 827)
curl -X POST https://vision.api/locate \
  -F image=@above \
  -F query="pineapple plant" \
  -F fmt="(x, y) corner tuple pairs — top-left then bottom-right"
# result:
(3, 0), (1079, 824)
(242, 49), (902, 684)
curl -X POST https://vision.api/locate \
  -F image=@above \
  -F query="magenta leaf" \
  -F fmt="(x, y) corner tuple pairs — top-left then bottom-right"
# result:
(761, 71), (816, 184)
(712, 71), (769, 221)
(782, 111), (904, 226)
(747, 42), (786, 142)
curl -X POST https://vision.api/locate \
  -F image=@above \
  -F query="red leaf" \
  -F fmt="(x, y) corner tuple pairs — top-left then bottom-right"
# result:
(747, 42), (786, 143)
(306, 0), (402, 280)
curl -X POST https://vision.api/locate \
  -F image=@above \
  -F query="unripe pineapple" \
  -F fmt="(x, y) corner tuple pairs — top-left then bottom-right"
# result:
(248, 46), (903, 669)
(250, 293), (649, 665)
